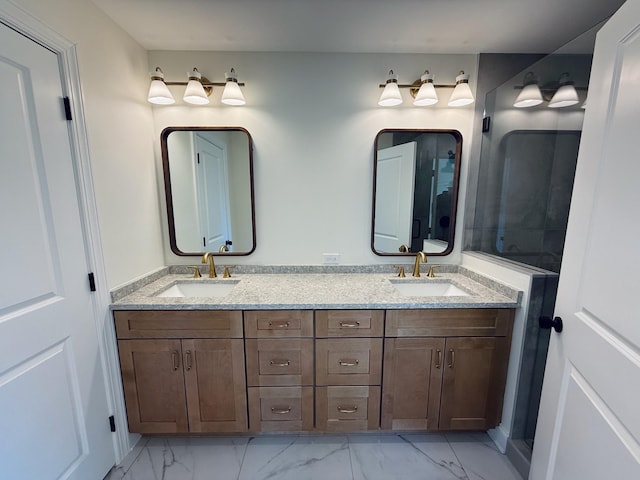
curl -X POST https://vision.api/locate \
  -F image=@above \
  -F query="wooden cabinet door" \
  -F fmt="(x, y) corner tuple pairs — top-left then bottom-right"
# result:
(117, 339), (188, 434)
(182, 339), (248, 433)
(439, 337), (509, 430)
(381, 337), (445, 430)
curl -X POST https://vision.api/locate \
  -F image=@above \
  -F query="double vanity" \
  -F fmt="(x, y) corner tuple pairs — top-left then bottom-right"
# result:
(111, 266), (520, 436)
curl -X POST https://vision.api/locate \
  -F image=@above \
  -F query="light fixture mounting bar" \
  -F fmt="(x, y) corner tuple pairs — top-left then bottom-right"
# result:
(165, 81), (246, 87)
(378, 83), (456, 89)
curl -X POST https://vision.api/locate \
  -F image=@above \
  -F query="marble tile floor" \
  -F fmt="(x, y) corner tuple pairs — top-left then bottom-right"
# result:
(104, 432), (523, 480)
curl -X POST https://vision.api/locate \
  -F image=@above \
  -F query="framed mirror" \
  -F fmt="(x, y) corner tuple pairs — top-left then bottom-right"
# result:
(372, 129), (462, 256)
(161, 127), (256, 256)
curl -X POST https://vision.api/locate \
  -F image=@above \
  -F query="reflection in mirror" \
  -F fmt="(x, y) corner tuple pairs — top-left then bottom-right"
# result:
(161, 127), (256, 256)
(372, 129), (461, 256)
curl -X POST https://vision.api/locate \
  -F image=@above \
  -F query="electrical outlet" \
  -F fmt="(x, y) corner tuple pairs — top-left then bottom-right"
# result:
(323, 253), (341, 265)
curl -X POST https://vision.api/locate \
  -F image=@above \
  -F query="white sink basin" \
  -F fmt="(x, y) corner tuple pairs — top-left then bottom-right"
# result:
(155, 281), (238, 298)
(391, 281), (469, 297)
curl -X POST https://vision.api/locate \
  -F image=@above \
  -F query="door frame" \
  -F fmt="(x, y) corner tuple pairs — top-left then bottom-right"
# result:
(0, 0), (128, 463)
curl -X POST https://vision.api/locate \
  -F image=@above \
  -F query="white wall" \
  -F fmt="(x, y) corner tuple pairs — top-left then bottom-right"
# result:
(149, 51), (478, 266)
(17, 0), (164, 289)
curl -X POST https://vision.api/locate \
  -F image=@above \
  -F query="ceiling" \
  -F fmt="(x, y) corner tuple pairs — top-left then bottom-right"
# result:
(90, 0), (625, 54)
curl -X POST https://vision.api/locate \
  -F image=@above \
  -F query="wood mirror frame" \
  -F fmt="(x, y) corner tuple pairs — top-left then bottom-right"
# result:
(371, 129), (462, 256)
(161, 126), (256, 256)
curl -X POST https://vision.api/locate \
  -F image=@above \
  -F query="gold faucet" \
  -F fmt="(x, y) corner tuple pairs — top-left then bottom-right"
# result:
(399, 244), (409, 253)
(219, 244), (229, 253)
(412, 251), (428, 277)
(202, 252), (217, 278)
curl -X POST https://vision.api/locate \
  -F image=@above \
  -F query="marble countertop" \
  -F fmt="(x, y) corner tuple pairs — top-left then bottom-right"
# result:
(111, 267), (521, 310)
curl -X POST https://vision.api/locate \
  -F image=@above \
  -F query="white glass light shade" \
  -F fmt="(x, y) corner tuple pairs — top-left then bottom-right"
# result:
(183, 69), (209, 105)
(378, 71), (402, 106)
(448, 72), (474, 107)
(148, 78), (175, 105)
(514, 83), (543, 108)
(548, 84), (579, 108)
(221, 69), (246, 105)
(413, 72), (438, 106)
(222, 81), (246, 105)
(147, 68), (175, 105)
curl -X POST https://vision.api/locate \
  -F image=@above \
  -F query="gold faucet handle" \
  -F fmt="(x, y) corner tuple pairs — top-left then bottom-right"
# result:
(393, 265), (406, 278)
(223, 265), (237, 278)
(187, 266), (202, 278)
(427, 264), (440, 278)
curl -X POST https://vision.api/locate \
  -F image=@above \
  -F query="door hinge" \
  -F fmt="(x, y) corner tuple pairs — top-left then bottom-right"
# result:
(197, 153), (200, 164)
(88, 272), (96, 292)
(482, 116), (491, 132)
(203, 237), (206, 247)
(63, 97), (73, 121)
(109, 415), (116, 432)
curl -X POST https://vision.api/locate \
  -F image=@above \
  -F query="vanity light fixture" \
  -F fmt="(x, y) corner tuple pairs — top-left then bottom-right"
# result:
(413, 71), (439, 106)
(221, 68), (246, 106)
(378, 70), (403, 106)
(513, 72), (543, 108)
(183, 68), (210, 105)
(378, 68), (473, 107)
(147, 67), (175, 105)
(548, 72), (579, 108)
(447, 71), (474, 107)
(146, 66), (246, 106)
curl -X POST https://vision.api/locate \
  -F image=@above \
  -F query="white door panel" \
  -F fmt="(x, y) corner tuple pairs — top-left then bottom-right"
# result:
(374, 142), (416, 252)
(0, 23), (114, 480)
(531, 1), (640, 477)
(195, 133), (231, 251)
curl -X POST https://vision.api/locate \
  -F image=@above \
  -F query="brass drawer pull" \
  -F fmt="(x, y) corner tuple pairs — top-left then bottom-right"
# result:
(171, 350), (180, 371)
(339, 359), (359, 367)
(435, 349), (442, 369)
(269, 320), (290, 329)
(185, 350), (192, 371)
(448, 349), (455, 368)
(339, 321), (360, 328)
(270, 359), (291, 367)
(271, 406), (292, 414)
(337, 405), (358, 414)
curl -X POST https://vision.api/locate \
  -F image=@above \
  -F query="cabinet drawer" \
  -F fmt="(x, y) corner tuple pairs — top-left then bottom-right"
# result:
(244, 310), (313, 338)
(248, 387), (313, 432)
(316, 310), (384, 337)
(385, 309), (514, 337)
(114, 310), (243, 339)
(246, 339), (314, 386)
(316, 338), (382, 386)
(316, 386), (380, 431)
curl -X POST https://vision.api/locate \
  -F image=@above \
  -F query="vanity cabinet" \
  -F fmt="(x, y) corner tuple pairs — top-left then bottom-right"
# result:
(113, 306), (514, 435)
(114, 311), (247, 434)
(245, 310), (314, 432)
(315, 310), (383, 432)
(381, 309), (514, 431)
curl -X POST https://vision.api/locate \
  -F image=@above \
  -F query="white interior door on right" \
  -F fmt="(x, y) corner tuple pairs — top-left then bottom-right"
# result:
(530, 0), (640, 478)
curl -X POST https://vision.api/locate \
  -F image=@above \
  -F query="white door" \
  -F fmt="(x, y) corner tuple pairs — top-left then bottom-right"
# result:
(374, 142), (416, 252)
(195, 134), (232, 252)
(0, 24), (114, 480)
(530, 1), (640, 478)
